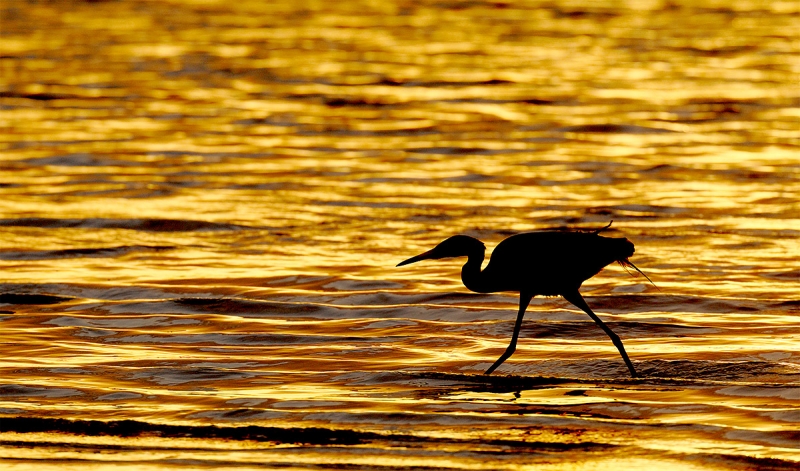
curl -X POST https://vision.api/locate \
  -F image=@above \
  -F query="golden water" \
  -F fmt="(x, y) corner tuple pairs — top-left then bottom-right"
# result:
(1, 0), (799, 469)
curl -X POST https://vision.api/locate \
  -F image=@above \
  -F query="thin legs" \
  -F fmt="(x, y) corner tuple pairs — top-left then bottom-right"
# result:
(561, 290), (638, 378)
(485, 293), (533, 375)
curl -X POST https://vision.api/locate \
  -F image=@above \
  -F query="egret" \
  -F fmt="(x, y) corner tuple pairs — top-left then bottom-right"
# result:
(397, 224), (651, 378)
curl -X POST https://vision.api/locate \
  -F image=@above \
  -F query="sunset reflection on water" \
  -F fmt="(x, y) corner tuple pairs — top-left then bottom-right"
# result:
(1, 0), (799, 469)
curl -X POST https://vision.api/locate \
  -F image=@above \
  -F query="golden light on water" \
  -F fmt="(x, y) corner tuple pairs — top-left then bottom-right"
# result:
(1, 0), (800, 469)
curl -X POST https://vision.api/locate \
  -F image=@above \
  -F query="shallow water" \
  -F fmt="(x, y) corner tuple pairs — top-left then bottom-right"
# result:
(1, 0), (800, 469)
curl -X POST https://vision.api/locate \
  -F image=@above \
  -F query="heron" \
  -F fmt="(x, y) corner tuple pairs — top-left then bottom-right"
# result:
(397, 223), (652, 378)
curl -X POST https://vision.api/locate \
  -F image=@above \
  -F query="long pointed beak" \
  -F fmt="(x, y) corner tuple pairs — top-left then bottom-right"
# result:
(396, 249), (435, 267)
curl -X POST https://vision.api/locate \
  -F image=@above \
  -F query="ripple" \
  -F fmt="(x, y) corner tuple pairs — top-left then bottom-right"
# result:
(323, 280), (404, 291)
(555, 124), (678, 134)
(0, 293), (73, 305)
(0, 417), (372, 445)
(129, 367), (258, 386)
(0, 245), (174, 260)
(20, 154), (140, 167)
(0, 218), (252, 232)
(0, 384), (82, 398)
(114, 332), (404, 346)
(96, 392), (143, 401)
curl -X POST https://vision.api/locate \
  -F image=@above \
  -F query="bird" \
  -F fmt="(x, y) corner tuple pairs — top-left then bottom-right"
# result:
(397, 223), (651, 378)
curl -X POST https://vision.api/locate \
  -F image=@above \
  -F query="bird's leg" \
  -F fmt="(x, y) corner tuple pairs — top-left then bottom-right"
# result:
(561, 291), (638, 378)
(485, 293), (533, 375)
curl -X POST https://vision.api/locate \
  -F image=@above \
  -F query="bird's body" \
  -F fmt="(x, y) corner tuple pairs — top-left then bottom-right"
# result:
(466, 231), (634, 295)
(397, 226), (644, 378)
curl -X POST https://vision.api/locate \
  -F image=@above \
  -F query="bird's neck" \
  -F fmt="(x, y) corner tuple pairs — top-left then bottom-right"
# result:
(461, 251), (491, 293)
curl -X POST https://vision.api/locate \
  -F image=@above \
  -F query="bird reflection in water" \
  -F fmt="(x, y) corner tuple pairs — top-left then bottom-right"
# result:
(398, 223), (654, 378)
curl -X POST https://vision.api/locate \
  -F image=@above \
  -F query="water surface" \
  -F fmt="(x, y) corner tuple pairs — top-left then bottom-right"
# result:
(1, 0), (799, 469)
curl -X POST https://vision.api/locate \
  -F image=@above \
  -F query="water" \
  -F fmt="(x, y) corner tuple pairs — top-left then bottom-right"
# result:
(1, 0), (799, 469)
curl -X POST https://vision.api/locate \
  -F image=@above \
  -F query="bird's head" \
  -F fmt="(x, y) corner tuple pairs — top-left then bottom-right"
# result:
(397, 235), (485, 267)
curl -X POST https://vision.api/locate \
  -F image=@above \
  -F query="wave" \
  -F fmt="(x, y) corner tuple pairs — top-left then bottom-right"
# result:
(555, 124), (678, 134)
(0, 91), (73, 101)
(406, 359), (800, 389)
(406, 146), (527, 155)
(21, 154), (139, 167)
(113, 332), (397, 346)
(172, 298), (338, 317)
(0, 385), (82, 398)
(3, 286), (794, 318)
(0, 416), (618, 452)
(0, 416), (798, 470)
(0, 218), (252, 232)
(580, 294), (766, 314)
(0, 293), (73, 305)
(0, 245), (173, 260)
(0, 417), (373, 445)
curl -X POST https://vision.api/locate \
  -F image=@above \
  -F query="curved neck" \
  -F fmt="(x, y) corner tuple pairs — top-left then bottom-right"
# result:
(461, 250), (491, 293)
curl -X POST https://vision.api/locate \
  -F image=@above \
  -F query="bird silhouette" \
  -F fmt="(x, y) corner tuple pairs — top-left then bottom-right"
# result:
(397, 223), (649, 378)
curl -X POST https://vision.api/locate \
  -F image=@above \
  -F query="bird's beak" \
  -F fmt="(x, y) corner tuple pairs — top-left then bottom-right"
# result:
(396, 248), (436, 267)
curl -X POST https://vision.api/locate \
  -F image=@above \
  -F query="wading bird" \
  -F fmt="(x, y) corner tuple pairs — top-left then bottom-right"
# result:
(397, 223), (651, 378)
